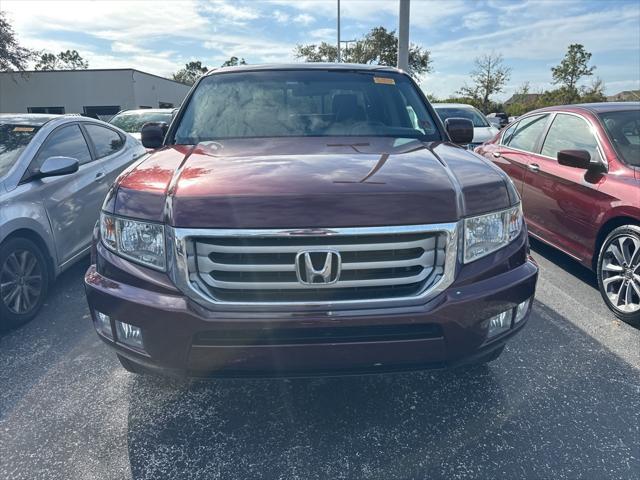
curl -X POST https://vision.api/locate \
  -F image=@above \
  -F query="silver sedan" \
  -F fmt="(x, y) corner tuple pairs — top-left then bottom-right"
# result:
(0, 114), (146, 329)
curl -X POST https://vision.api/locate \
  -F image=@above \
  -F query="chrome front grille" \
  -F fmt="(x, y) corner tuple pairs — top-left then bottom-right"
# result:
(170, 224), (458, 307)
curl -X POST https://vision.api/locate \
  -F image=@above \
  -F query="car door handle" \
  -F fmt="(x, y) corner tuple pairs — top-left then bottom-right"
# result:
(528, 163), (540, 173)
(95, 172), (105, 182)
(492, 151), (501, 158)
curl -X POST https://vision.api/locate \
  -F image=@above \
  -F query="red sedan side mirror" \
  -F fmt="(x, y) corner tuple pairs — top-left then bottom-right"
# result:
(557, 150), (591, 169)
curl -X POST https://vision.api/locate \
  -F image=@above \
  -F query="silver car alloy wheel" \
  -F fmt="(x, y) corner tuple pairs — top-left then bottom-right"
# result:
(0, 249), (43, 314)
(601, 234), (640, 314)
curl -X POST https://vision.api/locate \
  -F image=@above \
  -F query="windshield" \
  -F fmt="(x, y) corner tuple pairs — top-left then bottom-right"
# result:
(598, 109), (640, 167)
(0, 124), (40, 178)
(435, 106), (490, 128)
(173, 70), (440, 143)
(109, 111), (173, 133)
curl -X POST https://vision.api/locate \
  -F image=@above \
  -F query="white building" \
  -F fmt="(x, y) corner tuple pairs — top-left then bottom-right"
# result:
(0, 68), (191, 119)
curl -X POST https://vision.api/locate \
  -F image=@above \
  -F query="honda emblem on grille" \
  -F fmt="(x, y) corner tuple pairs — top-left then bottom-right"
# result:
(295, 250), (341, 286)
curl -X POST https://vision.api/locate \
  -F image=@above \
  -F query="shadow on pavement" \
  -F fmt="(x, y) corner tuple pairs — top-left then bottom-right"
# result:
(125, 301), (639, 480)
(0, 259), (92, 417)
(529, 237), (597, 288)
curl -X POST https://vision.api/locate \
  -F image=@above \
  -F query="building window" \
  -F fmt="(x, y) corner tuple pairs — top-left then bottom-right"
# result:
(28, 106), (65, 114)
(159, 102), (174, 108)
(83, 105), (121, 121)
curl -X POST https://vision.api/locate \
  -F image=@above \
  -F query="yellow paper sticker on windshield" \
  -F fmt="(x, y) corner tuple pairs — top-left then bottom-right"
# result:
(13, 127), (35, 132)
(373, 77), (395, 85)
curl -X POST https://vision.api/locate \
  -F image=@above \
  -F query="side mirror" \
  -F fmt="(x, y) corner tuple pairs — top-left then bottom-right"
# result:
(141, 122), (168, 149)
(38, 156), (79, 178)
(445, 118), (474, 145)
(557, 149), (591, 169)
(487, 118), (502, 129)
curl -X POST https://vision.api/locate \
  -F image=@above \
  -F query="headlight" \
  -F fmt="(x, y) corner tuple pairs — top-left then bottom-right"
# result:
(100, 212), (166, 270)
(463, 204), (523, 263)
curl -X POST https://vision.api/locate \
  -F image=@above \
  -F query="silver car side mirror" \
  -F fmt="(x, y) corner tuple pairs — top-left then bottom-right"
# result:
(38, 156), (79, 178)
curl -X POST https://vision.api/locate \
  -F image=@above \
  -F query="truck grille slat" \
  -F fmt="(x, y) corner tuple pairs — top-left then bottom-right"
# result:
(194, 237), (435, 254)
(197, 250), (437, 273)
(206, 247), (426, 265)
(176, 225), (456, 304)
(197, 267), (434, 290)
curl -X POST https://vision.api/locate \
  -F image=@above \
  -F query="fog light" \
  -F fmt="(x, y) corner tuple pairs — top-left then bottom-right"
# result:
(93, 311), (113, 339)
(115, 320), (144, 351)
(484, 310), (512, 338)
(514, 298), (531, 323)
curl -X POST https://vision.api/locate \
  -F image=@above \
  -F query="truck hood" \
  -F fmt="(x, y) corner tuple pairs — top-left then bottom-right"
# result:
(112, 137), (514, 228)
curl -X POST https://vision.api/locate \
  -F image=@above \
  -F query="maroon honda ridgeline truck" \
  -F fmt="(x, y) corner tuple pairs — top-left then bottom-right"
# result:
(85, 64), (538, 377)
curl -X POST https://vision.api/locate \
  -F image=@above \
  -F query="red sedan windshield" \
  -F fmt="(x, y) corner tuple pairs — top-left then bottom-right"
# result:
(598, 110), (640, 166)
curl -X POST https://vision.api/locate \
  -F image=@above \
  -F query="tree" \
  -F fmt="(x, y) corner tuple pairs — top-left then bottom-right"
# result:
(35, 49), (89, 70)
(221, 56), (247, 67)
(35, 53), (59, 70)
(516, 81), (530, 96)
(457, 53), (510, 113)
(294, 26), (432, 79)
(173, 60), (208, 85)
(551, 44), (595, 102)
(0, 11), (33, 73)
(580, 77), (606, 103)
(295, 42), (338, 62)
(57, 49), (88, 69)
(443, 95), (485, 111)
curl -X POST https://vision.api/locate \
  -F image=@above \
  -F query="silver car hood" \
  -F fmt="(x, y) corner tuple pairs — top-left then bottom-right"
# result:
(473, 126), (500, 143)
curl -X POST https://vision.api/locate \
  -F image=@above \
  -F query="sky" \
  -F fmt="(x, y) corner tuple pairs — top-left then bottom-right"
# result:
(2, 0), (639, 100)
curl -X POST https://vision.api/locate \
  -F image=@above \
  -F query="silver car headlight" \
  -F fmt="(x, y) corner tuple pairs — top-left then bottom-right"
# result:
(100, 212), (166, 271)
(463, 204), (523, 263)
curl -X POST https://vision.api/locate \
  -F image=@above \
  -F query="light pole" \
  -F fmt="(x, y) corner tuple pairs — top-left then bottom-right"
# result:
(397, 0), (410, 71)
(337, 0), (341, 62)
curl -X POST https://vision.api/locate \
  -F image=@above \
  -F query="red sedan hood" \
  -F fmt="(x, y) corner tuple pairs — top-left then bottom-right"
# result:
(114, 137), (511, 228)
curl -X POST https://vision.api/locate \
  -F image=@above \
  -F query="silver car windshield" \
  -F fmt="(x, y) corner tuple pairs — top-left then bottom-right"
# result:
(435, 107), (490, 128)
(109, 112), (173, 133)
(0, 124), (40, 178)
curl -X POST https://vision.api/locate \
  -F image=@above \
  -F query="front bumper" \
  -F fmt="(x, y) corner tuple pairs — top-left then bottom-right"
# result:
(85, 236), (538, 377)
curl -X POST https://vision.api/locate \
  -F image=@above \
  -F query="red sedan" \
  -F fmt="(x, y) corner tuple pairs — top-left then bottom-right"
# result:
(476, 102), (639, 323)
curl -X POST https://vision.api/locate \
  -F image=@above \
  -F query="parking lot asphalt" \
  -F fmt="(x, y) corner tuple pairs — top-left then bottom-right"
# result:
(1, 240), (639, 480)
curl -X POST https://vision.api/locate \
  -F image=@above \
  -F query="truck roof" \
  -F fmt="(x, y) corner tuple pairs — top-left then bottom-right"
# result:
(208, 63), (403, 76)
